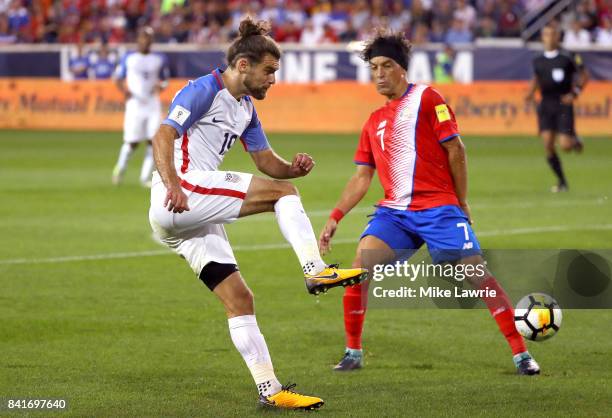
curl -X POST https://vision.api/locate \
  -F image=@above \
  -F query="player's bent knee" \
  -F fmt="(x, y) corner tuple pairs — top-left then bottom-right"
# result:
(276, 180), (299, 198)
(199, 262), (240, 291)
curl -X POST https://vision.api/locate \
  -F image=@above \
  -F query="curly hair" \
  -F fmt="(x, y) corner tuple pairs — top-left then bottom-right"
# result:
(360, 29), (412, 69)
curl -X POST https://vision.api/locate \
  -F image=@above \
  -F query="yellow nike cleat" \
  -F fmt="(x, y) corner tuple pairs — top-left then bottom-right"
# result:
(305, 264), (368, 295)
(259, 383), (324, 410)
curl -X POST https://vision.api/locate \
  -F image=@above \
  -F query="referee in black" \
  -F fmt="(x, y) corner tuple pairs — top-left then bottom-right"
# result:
(525, 23), (589, 193)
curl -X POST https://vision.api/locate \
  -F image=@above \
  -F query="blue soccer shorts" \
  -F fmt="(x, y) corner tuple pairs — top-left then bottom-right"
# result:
(360, 205), (482, 264)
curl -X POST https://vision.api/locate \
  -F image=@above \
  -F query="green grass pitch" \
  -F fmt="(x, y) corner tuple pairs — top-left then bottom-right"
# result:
(1, 130), (611, 417)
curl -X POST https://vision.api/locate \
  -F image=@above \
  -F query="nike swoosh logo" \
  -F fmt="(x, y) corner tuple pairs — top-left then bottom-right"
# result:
(212, 117), (224, 123)
(316, 272), (339, 280)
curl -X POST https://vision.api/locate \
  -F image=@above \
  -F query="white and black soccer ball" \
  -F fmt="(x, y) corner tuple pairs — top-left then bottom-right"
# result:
(514, 293), (562, 341)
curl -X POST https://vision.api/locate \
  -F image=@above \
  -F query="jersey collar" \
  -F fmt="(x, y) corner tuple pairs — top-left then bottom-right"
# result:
(212, 67), (225, 90)
(543, 50), (559, 59)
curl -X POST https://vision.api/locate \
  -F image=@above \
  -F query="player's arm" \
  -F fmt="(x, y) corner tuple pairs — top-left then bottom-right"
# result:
(114, 54), (130, 99)
(250, 149), (314, 179)
(441, 136), (471, 223)
(152, 124), (189, 213)
(571, 54), (589, 100)
(524, 76), (539, 104)
(319, 164), (374, 254)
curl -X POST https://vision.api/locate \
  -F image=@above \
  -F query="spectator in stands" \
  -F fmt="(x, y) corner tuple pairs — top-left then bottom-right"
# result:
(434, 44), (455, 83)
(410, 0), (433, 29)
(435, 0), (455, 31)
(69, 42), (90, 80)
(476, 16), (497, 38)
(275, 19), (302, 43)
(497, 0), (521, 37)
(328, 0), (350, 35)
(300, 18), (323, 46)
(286, 0), (307, 27)
(351, 0), (370, 30)
(411, 21), (430, 45)
(595, 15), (612, 45)
(260, 0), (285, 26)
(339, 18), (358, 42)
(7, 0), (28, 40)
(0, 12), (17, 43)
(454, 0), (477, 29)
(155, 15), (179, 43)
(445, 17), (473, 44)
(93, 43), (115, 80)
(564, 19), (592, 47)
(429, 19), (447, 42)
(389, 0), (411, 33)
(9, 0), (612, 45)
(575, 0), (599, 32)
(320, 22), (339, 43)
(311, 0), (332, 29)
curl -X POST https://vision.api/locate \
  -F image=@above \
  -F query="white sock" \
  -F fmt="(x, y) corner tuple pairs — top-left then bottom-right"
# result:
(139, 144), (154, 184)
(228, 315), (282, 397)
(274, 194), (326, 275)
(115, 143), (134, 174)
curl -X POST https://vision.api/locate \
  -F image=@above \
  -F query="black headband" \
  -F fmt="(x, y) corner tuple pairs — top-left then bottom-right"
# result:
(368, 43), (408, 70)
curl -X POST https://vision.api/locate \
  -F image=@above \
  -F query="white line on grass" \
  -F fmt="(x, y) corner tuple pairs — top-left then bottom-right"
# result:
(1, 224), (612, 266)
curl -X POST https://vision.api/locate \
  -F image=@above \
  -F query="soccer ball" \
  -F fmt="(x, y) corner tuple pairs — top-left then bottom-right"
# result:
(514, 293), (562, 341)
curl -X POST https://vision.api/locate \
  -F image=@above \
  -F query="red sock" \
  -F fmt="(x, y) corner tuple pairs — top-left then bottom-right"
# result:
(343, 281), (369, 350)
(480, 276), (526, 355)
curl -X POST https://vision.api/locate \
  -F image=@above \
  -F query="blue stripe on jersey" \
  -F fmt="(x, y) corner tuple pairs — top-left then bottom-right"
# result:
(162, 73), (220, 136)
(241, 96), (270, 152)
(439, 133), (460, 143)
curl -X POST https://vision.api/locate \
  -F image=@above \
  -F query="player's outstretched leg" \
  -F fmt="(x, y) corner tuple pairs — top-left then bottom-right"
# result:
(463, 256), (540, 375)
(239, 177), (367, 295)
(113, 142), (137, 185)
(211, 268), (324, 409)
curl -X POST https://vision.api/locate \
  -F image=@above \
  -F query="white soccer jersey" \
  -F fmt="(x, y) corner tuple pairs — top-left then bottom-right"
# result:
(115, 51), (169, 102)
(162, 68), (270, 174)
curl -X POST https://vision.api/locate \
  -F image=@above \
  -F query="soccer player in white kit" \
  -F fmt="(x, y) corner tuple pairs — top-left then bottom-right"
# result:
(148, 19), (366, 410)
(112, 26), (170, 187)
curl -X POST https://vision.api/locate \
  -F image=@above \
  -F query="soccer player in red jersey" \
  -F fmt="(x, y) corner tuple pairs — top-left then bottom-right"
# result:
(319, 31), (540, 375)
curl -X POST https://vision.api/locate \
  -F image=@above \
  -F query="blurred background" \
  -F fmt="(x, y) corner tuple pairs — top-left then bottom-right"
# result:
(0, 0), (611, 135)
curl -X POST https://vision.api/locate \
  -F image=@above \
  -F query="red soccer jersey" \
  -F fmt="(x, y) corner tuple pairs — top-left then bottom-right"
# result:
(354, 84), (461, 211)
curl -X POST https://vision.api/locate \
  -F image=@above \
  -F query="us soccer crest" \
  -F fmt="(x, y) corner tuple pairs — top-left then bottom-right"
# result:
(552, 68), (565, 83)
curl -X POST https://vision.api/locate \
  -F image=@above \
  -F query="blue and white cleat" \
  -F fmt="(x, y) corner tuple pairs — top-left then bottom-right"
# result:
(334, 349), (363, 371)
(514, 352), (541, 375)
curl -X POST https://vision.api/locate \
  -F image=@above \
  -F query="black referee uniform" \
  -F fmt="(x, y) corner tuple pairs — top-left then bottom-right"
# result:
(532, 50), (583, 134)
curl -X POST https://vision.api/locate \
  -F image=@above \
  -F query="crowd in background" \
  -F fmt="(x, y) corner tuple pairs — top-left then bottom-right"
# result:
(1, 0), (612, 46)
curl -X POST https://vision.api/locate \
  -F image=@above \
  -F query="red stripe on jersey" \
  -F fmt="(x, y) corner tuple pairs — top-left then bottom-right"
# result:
(180, 132), (190, 174)
(180, 179), (246, 200)
(213, 70), (224, 89)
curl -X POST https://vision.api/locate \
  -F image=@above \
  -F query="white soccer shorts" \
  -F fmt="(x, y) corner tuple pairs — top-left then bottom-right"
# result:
(149, 169), (253, 275)
(123, 97), (161, 143)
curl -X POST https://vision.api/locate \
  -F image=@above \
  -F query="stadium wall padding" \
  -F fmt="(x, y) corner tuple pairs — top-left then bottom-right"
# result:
(0, 79), (610, 135)
(2, 47), (612, 81)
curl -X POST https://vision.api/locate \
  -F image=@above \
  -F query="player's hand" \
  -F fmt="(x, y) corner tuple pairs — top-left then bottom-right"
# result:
(289, 153), (315, 177)
(560, 93), (575, 105)
(164, 185), (190, 213)
(459, 201), (473, 225)
(319, 218), (338, 255)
